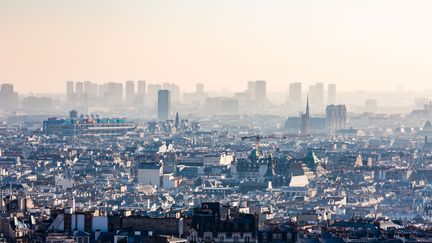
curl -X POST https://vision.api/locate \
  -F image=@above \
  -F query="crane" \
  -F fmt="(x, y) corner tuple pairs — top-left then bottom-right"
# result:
(241, 135), (272, 150)
(240, 133), (310, 150)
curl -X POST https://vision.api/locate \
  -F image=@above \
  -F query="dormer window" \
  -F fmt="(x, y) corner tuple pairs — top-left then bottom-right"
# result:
(205, 235), (211, 242)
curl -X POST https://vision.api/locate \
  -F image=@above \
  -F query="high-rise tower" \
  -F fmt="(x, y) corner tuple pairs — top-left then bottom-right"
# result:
(289, 82), (302, 104)
(328, 84), (336, 104)
(157, 90), (171, 121)
(125, 81), (135, 104)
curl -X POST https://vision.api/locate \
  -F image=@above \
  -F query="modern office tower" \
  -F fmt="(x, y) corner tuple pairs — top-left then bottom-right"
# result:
(314, 82), (324, 107)
(82, 81), (97, 109)
(106, 82), (123, 105)
(137, 80), (146, 98)
(246, 80), (266, 101)
(158, 90), (171, 121)
(171, 84), (180, 103)
(125, 81), (135, 104)
(365, 99), (378, 113)
(162, 82), (171, 91)
(308, 83), (324, 108)
(254, 80), (267, 101)
(75, 81), (84, 108)
(162, 83), (180, 103)
(308, 85), (315, 101)
(326, 105), (347, 132)
(75, 82), (84, 98)
(98, 83), (109, 98)
(84, 81), (92, 95)
(135, 80), (146, 112)
(0, 83), (18, 112)
(1, 84), (14, 94)
(147, 84), (162, 105)
(66, 81), (75, 101)
(247, 81), (255, 99)
(84, 81), (98, 97)
(289, 82), (302, 104)
(113, 82), (124, 104)
(328, 83), (336, 105)
(196, 83), (204, 94)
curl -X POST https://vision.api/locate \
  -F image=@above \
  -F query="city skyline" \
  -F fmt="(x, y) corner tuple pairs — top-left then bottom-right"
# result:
(3, 2), (432, 241)
(2, 0), (432, 93)
(2, 79), (432, 96)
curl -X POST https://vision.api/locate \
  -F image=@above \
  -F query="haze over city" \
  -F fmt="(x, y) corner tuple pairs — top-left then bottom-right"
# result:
(2, 0), (432, 93)
(5, 1), (432, 243)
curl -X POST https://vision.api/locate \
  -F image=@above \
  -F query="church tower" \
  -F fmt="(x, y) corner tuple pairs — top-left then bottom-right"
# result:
(301, 96), (310, 135)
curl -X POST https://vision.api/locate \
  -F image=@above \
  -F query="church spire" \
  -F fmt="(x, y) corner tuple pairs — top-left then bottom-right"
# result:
(301, 95), (310, 135)
(175, 112), (180, 129)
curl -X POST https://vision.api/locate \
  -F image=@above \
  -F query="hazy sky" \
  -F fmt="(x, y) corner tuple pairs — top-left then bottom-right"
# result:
(1, 0), (432, 94)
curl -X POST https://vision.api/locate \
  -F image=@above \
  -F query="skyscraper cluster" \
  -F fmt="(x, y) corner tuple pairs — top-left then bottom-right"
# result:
(287, 82), (337, 113)
(65, 79), (341, 120)
(65, 81), (180, 114)
(247, 80), (267, 102)
(233, 80), (268, 112)
(67, 80), (99, 109)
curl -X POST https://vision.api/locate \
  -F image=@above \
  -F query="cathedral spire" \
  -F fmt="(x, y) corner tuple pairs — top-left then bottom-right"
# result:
(175, 112), (180, 129)
(301, 94), (310, 135)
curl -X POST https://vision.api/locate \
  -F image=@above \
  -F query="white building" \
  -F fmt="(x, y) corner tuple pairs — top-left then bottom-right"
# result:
(137, 163), (162, 186)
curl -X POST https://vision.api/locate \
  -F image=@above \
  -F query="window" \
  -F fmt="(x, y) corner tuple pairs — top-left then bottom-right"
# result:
(234, 236), (239, 243)
(205, 236), (211, 242)
(219, 236), (225, 242)
(245, 236), (250, 243)
(273, 233), (282, 240)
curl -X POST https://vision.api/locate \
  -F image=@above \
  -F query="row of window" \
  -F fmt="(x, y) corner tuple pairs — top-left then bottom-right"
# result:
(190, 235), (251, 243)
